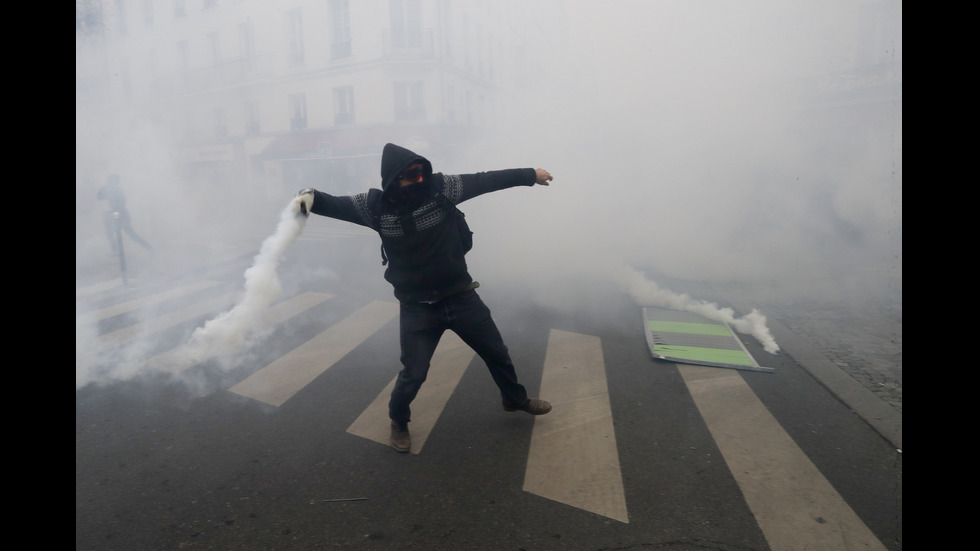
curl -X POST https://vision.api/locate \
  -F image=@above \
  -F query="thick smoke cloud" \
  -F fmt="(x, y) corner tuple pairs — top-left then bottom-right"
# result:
(183, 204), (307, 362)
(76, 1), (900, 387)
(469, 0), (900, 306)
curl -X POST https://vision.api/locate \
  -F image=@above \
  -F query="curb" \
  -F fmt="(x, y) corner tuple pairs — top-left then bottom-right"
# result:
(727, 298), (902, 452)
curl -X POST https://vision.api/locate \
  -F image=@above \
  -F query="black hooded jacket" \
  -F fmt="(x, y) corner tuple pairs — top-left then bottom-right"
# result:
(308, 143), (536, 303)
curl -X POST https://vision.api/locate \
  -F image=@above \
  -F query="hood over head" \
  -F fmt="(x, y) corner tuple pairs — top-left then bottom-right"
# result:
(380, 143), (433, 203)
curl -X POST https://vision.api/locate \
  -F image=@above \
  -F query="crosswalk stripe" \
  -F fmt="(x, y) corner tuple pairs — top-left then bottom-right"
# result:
(95, 291), (240, 350)
(523, 329), (629, 523)
(228, 300), (399, 407)
(76, 280), (225, 323)
(346, 331), (475, 454)
(76, 290), (240, 374)
(145, 292), (336, 374)
(679, 364), (888, 551)
(74, 277), (892, 543)
(76, 278), (124, 299)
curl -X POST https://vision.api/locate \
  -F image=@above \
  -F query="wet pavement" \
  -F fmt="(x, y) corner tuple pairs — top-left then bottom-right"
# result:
(76, 241), (903, 550)
(651, 271), (902, 450)
(78, 237), (903, 448)
(758, 296), (902, 415)
(716, 281), (903, 453)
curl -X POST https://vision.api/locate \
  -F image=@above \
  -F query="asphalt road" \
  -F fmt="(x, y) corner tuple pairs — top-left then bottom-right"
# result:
(76, 236), (902, 551)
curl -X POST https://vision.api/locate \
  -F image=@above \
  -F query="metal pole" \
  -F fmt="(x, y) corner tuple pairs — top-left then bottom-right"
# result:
(113, 211), (128, 286)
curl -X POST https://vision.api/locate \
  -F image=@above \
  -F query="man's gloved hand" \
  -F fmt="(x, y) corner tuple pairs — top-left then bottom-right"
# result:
(292, 188), (315, 217)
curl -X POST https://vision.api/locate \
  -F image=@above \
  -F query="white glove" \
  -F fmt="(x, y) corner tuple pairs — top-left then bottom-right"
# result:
(292, 188), (314, 217)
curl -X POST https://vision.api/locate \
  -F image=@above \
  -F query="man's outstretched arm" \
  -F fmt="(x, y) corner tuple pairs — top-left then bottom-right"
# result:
(291, 188), (370, 227)
(454, 167), (555, 203)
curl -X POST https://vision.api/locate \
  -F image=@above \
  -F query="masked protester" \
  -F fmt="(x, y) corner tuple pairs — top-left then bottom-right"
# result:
(293, 143), (554, 453)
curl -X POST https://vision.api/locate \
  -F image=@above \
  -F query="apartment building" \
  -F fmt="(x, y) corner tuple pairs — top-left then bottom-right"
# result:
(76, 0), (557, 196)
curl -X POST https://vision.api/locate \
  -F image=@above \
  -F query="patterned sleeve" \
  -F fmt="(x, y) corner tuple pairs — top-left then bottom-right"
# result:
(444, 168), (536, 205)
(310, 190), (375, 228)
(441, 174), (464, 203)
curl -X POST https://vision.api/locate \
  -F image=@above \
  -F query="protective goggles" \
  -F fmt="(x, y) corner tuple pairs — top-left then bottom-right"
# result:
(398, 165), (425, 181)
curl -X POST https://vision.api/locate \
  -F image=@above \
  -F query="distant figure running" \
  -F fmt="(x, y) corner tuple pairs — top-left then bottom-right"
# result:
(98, 173), (153, 254)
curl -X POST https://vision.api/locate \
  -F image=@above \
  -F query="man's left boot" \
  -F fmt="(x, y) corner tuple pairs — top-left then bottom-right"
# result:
(503, 398), (552, 415)
(390, 421), (411, 453)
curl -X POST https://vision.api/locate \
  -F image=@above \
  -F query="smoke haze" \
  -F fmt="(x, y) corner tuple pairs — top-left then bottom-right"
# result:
(183, 204), (307, 362)
(76, 1), (901, 386)
(468, 1), (900, 301)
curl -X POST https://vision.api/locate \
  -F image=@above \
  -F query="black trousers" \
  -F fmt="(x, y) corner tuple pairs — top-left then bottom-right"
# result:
(388, 289), (529, 424)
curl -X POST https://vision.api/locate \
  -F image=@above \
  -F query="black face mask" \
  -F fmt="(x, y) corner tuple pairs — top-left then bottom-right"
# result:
(397, 182), (427, 204)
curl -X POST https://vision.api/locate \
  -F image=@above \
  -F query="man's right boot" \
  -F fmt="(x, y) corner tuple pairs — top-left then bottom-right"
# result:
(390, 421), (411, 453)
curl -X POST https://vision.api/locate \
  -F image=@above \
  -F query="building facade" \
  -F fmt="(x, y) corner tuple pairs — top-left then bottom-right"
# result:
(76, 0), (556, 197)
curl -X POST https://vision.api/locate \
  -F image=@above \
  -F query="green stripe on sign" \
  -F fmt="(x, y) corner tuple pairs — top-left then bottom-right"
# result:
(648, 320), (731, 336)
(653, 344), (756, 366)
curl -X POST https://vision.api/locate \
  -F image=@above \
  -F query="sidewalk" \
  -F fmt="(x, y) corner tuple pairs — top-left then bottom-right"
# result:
(725, 292), (902, 451)
(756, 298), (902, 414)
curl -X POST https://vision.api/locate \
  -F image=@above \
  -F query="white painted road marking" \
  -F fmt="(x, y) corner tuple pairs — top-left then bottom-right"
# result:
(75, 278), (125, 299)
(76, 280), (225, 323)
(679, 364), (888, 551)
(77, 277), (892, 545)
(346, 331), (475, 454)
(77, 289), (238, 372)
(146, 292), (335, 374)
(523, 329), (629, 523)
(94, 292), (240, 350)
(228, 300), (399, 407)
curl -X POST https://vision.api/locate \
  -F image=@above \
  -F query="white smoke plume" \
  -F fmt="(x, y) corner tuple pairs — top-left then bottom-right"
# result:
(179, 203), (307, 365)
(616, 264), (780, 354)
(75, 201), (307, 390)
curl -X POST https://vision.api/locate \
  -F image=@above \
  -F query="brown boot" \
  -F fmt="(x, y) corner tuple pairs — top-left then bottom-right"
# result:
(503, 398), (552, 415)
(390, 421), (411, 453)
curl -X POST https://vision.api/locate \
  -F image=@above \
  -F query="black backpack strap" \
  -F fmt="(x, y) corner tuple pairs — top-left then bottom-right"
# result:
(432, 192), (458, 215)
(433, 192), (472, 253)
